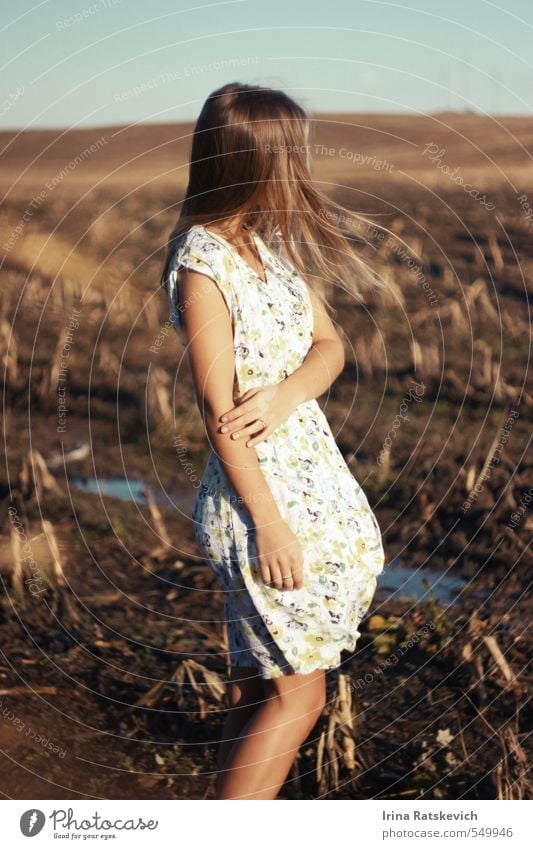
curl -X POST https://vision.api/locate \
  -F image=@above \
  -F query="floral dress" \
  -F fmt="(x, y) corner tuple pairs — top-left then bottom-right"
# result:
(167, 224), (386, 678)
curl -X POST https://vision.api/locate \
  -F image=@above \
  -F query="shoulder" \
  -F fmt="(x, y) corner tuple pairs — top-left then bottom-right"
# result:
(166, 225), (235, 330)
(170, 225), (234, 282)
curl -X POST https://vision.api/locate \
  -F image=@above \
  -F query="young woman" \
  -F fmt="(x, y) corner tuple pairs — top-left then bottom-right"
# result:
(161, 82), (387, 800)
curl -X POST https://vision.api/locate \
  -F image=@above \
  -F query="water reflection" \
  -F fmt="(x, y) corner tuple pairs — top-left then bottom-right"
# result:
(70, 475), (195, 512)
(376, 556), (470, 604)
(71, 479), (475, 605)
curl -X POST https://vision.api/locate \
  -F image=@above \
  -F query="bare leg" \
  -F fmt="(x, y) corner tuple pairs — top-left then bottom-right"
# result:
(215, 668), (326, 800)
(216, 666), (264, 773)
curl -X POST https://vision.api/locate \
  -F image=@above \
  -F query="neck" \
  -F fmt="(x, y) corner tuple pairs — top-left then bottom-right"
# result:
(209, 217), (254, 246)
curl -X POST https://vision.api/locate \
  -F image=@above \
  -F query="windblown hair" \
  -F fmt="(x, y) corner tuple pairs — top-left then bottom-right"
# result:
(160, 82), (393, 306)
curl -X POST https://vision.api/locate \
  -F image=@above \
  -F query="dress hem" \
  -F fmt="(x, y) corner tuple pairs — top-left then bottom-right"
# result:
(228, 659), (344, 680)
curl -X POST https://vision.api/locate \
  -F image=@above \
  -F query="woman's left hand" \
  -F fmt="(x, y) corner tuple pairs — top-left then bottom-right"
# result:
(218, 382), (297, 447)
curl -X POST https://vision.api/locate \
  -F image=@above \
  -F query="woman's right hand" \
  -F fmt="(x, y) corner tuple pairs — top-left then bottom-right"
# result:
(253, 517), (305, 591)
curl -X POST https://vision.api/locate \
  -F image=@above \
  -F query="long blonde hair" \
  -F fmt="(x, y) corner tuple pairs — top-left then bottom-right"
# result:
(161, 82), (392, 307)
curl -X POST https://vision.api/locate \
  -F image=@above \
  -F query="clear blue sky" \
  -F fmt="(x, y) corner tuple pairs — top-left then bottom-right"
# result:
(1, 0), (532, 129)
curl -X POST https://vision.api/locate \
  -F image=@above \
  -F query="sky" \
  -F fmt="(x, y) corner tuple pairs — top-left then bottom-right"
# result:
(1, 0), (532, 130)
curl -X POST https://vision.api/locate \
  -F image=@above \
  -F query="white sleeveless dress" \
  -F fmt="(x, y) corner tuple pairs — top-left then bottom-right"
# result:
(167, 224), (386, 678)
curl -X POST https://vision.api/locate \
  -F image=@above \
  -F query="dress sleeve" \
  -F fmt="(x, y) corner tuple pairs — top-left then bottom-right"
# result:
(167, 230), (234, 332)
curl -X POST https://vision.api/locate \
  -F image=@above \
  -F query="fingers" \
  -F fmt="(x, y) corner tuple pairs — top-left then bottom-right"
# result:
(219, 397), (259, 427)
(261, 560), (304, 592)
(258, 559), (288, 592)
(228, 419), (267, 441)
(255, 524), (305, 593)
(246, 426), (270, 448)
(290, 566), (304, 591)
(266, 564), (283, 591)
(286, 547), (304, 590)
(281, 573), (294, 591)
(278, 565), (304, 591)
(218, 396), (250, 422)
(236, 388), (261, 404)
(219, 406), (261, 436)
(259, 560), (272, 587)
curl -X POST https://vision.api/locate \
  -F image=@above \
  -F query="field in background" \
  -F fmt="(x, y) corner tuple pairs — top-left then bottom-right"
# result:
(0, 113), (531, 800)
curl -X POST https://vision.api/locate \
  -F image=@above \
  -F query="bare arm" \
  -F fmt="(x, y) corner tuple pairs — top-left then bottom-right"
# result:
(281, 284), (345, 407)
(178, 266), (305, 590)
(215, 284), (346, 446)
(178, 267), (282, 526)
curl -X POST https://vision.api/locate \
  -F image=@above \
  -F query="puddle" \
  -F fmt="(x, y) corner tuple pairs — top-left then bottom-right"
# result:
(70, 476), (195, 512)
(71, 476), (151, 504)
(376, 557), (469, 604)
(69, 482), (477, 606)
